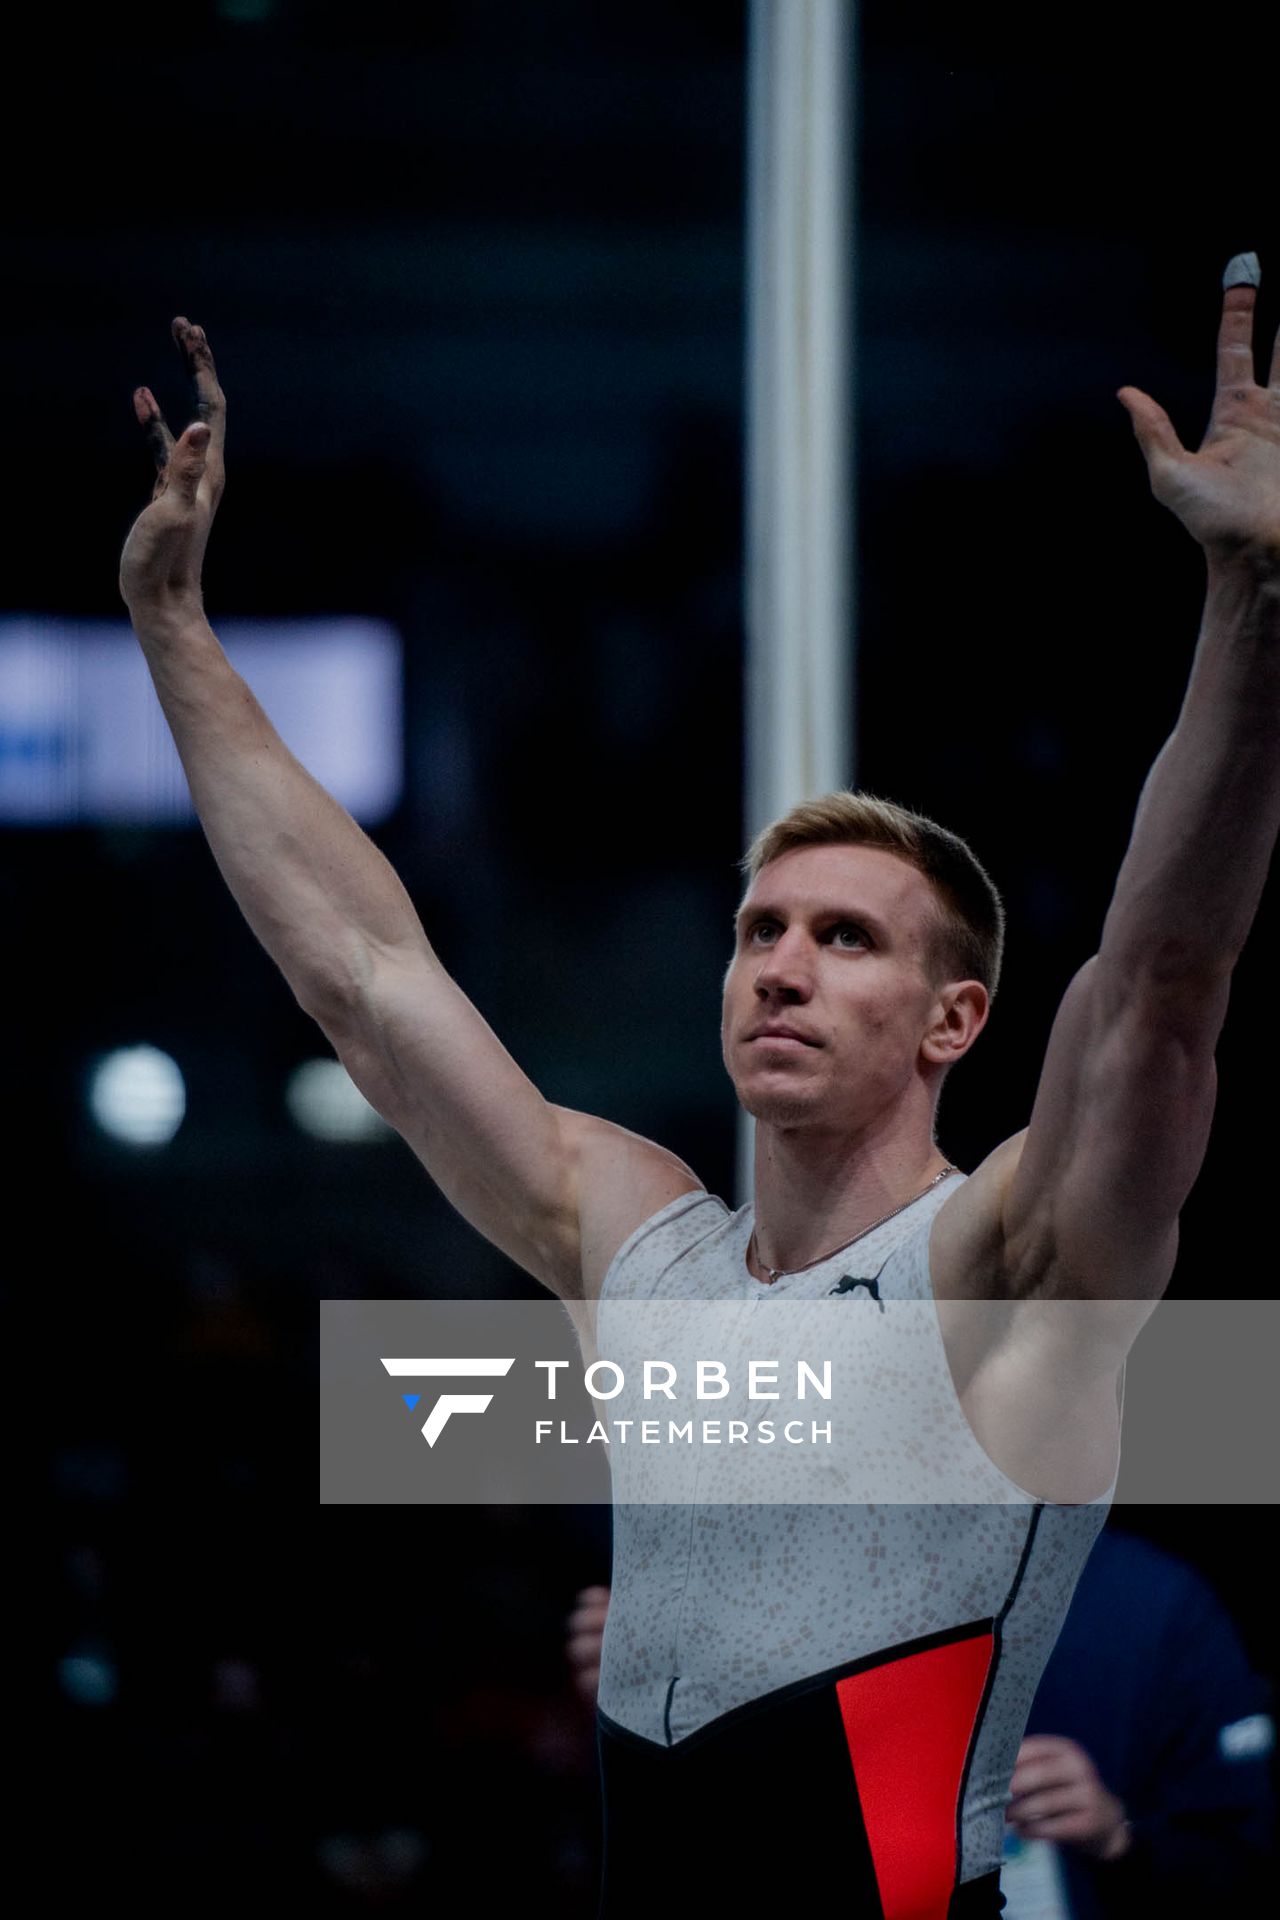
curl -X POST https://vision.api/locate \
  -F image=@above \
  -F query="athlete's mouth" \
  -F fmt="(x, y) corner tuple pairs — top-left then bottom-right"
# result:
(745, 1025), (821, 1046)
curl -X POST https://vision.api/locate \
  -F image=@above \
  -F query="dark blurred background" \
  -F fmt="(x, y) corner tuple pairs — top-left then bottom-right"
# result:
(16, 1), (1275, 1907)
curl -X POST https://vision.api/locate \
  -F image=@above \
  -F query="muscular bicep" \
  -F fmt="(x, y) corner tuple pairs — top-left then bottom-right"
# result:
(321, 936), (703, 1299)
(1003, 954), (1223, 1301)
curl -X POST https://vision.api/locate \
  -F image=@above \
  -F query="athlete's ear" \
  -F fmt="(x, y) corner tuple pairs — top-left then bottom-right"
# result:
(921, 980), (988, 1067)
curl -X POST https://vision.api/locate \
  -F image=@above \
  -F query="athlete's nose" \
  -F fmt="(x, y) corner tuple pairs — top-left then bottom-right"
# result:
(753, 928), (815, 1001)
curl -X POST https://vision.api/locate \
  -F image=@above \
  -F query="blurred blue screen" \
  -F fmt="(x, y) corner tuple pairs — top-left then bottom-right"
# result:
(0, 615), (402, 825)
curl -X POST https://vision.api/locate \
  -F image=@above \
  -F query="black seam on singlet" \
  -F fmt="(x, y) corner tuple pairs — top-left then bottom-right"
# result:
(996, 1502), (1044, 1627)
(662, 1675), (678, 1746)
(951, 1503), (1045, 1887)
(599, 1614), (997, 1755)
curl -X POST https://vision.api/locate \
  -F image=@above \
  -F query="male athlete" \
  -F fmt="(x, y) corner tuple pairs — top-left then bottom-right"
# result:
(120, 255), (1278, 1917)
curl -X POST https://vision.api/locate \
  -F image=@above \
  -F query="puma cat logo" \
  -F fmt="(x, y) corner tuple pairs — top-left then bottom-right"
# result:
(829, 1273), (886, 1310)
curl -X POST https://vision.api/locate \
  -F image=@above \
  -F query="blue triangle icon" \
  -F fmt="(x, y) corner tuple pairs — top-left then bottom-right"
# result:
(402, 1393), (420, 1411)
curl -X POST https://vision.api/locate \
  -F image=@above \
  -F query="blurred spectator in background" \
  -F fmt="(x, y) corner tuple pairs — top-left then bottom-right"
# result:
(566, 1582), (611, 1707)
(1005, 1526), (1275, 1918)
(566, 1525), (1275, 1919)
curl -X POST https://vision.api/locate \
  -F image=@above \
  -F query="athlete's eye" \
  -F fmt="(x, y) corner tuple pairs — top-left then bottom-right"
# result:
(830, 923), (869, 950)
(746, 918), (779, 944)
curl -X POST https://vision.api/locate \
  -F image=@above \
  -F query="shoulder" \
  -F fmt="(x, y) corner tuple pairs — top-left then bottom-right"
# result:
(553, 1106), (710, 1299)
(1075, 1527), (1192, 1614)
(598, 1185), (735, 1301)
(1097, 1533), (1252, 1650)
(1082, 1533), (1269, 1726)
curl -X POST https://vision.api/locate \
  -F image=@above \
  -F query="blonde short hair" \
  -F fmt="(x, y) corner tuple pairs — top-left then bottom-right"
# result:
(743, 791), (1005, 997)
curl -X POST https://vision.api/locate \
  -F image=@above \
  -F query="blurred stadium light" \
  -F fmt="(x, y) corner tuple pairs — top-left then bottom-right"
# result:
(57, 1648), (119, 1709)
(285, 1058), (391, 1142)
(87, 1045), (186, 1146)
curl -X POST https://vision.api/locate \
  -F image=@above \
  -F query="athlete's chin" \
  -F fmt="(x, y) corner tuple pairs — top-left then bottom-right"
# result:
(734, 1077), (829, 1127)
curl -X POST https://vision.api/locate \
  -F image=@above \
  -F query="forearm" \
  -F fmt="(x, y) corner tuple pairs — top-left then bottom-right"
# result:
(132, 605), (430, 1020)
(1098, 556), (1280, 990)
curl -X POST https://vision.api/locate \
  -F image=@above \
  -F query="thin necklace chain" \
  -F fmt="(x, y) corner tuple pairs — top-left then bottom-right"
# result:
(749, 1165), (957, 1285)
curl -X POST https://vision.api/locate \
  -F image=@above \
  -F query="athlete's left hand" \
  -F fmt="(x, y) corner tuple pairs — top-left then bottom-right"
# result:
(1118, 257), (1280, 569)
(1005, 1733), (1131, 1860)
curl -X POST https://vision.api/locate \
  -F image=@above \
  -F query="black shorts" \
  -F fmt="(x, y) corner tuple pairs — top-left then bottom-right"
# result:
(597, 1642), (1006, 1920)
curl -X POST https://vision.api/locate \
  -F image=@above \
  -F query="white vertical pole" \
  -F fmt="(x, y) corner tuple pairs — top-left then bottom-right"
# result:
(740, 0), (855, 1203)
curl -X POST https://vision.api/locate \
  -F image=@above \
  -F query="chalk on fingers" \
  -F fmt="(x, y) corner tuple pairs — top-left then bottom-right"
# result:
(1222, 252), (1260, 290)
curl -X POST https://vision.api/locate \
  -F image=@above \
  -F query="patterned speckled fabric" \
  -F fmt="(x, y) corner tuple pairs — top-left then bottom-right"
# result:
(595, 1177), (1114, 1889)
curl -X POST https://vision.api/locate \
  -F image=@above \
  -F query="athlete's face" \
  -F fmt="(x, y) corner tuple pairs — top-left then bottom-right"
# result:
(721, 843), (962, 1132)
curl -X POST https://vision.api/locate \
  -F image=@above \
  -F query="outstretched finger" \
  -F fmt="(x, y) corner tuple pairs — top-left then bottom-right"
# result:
(1116, 386), (1185, 466)
(165, 419), (212, 507)
(133, 385), (176, 493)
(172, 315), (227, 474)
(1215, 255), (1260, 407)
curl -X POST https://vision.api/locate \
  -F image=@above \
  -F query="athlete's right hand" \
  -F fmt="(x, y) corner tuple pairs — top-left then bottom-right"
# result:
(119, 317), (227, 620)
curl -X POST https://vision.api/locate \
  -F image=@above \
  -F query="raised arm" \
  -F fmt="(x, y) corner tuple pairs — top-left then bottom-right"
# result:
(936, 258), (1279, 1344)
(119, 319), (701, 1299)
